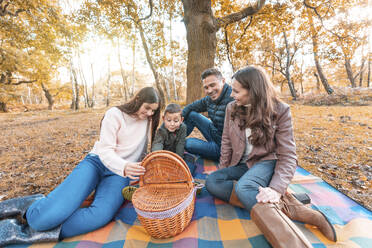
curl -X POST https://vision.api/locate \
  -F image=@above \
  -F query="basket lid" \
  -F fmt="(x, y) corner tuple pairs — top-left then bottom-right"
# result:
(132, 151), (194, 212)
(139, 150), (193, 187)
(132, 185), (194, 212)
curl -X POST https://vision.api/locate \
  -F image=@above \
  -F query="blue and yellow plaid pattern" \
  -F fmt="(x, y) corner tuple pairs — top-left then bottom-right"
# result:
(11, 158), (372, 248)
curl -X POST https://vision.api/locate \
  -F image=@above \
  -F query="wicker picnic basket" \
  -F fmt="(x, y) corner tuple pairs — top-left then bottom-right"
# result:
(132, 150), (195, 239)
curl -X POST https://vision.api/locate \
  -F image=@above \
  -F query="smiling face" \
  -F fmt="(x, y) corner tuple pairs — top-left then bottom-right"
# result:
(231, 78), (250, 106)
(202, 75), (225, 101)
(135, 102), (159, 120)
(163, 112), (183, 132)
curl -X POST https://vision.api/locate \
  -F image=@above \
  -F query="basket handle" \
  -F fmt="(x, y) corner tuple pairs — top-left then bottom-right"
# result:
(140, 150), (193, 188)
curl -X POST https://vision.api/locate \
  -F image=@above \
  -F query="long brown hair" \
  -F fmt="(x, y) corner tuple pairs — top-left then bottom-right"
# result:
(231, 66), (281, 150)
(116, 87), (161, 144)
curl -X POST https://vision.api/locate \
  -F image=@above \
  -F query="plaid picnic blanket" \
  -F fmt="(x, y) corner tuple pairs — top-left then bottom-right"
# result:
(9, 158), (372, 248)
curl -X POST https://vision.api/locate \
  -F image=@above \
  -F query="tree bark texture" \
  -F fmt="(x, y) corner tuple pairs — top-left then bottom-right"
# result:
(359, 58), (365, 87)
(41, 83), (54, 110)
(182, 0), (218, 104)
(70, 64), (79, 110)
(137, 22), (166, 105)
(106, 57), (111, 107)
(182, 0), (265, 103)
(90, 63), (95, 107)
(170, 12), (178, 101)
(283, 31), (296, 99)
(131, 38), (136, 97)
(368, 53), (371, 87)
(307, 8), (333, 95)
(0, 101), (7, 112)
(345, 59), (356, 88)
(118, 39), (129, 101)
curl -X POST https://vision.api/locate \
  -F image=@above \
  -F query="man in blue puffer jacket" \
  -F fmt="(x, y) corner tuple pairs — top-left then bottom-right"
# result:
(182, 68), (234, 161)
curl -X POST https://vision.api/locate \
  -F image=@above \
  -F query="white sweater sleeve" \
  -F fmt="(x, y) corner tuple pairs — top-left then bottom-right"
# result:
(94, 108), (129, 177)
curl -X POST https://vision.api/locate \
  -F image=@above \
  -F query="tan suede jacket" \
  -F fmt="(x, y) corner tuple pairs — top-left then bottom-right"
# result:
(219, 101), (297, 195)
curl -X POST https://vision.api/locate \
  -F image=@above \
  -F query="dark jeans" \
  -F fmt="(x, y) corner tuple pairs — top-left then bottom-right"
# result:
(184, 111), (220, 161)
(206, 160), (276, 211)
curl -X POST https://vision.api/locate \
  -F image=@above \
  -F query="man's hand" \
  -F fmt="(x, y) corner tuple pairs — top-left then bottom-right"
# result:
(124, 162), (145, 180)
(256, 186), (281, 203)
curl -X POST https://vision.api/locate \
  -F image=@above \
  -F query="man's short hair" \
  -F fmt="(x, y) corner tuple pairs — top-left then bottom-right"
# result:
(164, 103), (182, 115)
(201, 68), (223, 81)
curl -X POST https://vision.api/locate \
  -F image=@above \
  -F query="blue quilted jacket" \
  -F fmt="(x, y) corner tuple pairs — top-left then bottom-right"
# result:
(182, 83), (233, 146)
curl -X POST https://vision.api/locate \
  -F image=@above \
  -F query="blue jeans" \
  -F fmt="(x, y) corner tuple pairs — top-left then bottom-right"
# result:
(205, 160), (276, 211)
(184, 111), (220, 161)
(26, 154), (129, 238)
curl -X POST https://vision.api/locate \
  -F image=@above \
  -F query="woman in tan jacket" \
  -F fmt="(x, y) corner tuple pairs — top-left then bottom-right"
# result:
(205, 66), (336, 242)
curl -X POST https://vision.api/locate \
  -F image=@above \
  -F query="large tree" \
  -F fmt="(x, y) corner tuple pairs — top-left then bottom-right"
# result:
(182, 0), (266, 103)
(80, 0), (266, 104)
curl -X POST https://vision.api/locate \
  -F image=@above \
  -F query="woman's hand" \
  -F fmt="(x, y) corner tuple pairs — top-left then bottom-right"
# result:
(256, 186), (281, 203)
(124, 162), (145, 180)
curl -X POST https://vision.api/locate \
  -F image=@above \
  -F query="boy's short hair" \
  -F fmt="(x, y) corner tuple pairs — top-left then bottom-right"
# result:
(164, 103), (182, 115)
(201, 68), (223, 81)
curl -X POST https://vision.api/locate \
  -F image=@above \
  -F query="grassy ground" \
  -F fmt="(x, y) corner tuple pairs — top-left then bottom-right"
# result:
(0, 104), (371, 209)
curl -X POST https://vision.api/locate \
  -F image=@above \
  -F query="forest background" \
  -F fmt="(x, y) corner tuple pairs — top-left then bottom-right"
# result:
(0, 0), (371, 209)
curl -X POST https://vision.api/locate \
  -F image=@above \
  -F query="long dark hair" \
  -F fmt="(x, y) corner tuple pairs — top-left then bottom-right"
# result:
(116, 87), (161, 144)
(231, 66), (281, 150)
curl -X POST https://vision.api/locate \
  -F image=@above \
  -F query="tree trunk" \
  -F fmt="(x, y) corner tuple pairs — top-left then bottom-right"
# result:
(181, 0), (266, 103)
(131, 37), (136, 97)
(70, 62), (76, 110)
(77, 52), (90, 108)
(345, 59), (356, 88)
(307, 8), (333, 94)
(359, 58), (366, 87)
(182, 0), (216, 103)
(117, 39), (129, 101)
(300, 58), (304, 95)
(41, 83), (54, 110)
(137, 21), (166, 105)
(314, 72), (320, 91)
(0, 102), (7, 112)
(90, 63), (95, 108)
(368, 53), (371, 87)
(70, 62), (79, 110)
(312, 42), (334, 94)
(283, 31), (296, 100)
(162, 76), (171, 102)
(106, 56), (111, 107)
(170, 12), (178, 101)
(74, 72), (80, 110)
(27, 86), (32, 104)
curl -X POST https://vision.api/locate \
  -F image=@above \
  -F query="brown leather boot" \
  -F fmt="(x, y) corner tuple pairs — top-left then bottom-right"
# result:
(228, 182), (244, 208)
(281, 193), (337, 242)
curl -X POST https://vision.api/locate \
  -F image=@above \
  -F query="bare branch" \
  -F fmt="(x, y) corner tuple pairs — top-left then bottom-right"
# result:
(303, 0), (356, 41)
(0, 1), (25, 17)
(238, 16), (253, 41)
(11, 80), (37, 85)
(217, 0), (265, 28)
(138, 0), (153, 22)
(224, 25), (235, 71)
(116, 0), (153, 26)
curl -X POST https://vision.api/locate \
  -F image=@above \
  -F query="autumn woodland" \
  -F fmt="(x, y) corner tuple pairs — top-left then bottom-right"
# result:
(0, 1), (371, 209)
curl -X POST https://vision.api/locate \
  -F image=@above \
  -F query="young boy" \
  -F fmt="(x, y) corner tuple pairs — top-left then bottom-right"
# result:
(122, 103), (198, 201)
(151, 103), (186, 158)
